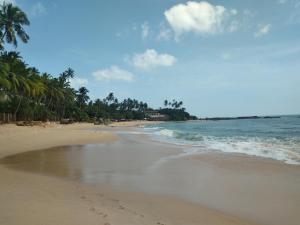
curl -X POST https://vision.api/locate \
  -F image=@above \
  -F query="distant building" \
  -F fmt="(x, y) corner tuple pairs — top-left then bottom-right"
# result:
(145, 110), (168, 121)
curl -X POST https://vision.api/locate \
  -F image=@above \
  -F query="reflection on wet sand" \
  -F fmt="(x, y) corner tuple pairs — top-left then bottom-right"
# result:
(1, 134), (300, 225)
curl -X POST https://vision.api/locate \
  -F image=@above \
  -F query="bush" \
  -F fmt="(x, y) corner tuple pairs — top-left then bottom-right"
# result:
(34, 105), (54, 121)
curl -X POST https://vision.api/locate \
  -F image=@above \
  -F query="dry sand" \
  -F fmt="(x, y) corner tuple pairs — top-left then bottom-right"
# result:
(0, 122), (296, 225)
(0, 123), (117, 158)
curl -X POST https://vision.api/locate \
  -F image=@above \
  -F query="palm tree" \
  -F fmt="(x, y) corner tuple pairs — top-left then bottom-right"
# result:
(0, 3), (30, 47)
(58, 68), (74, 88)
(0, 61), (10, 91)
(105, 92), (115, 104)
(164, 100), (168, 108)
(177, 101), (183, 109)
(94, 98), (103, 116)
(0, 51), (31, 119)
(76, 87), (89, 110)
(55, 68), (76, 119)
(26, 67), (45, 98)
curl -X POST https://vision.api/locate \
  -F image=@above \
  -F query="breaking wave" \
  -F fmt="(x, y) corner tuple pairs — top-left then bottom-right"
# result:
(145, 118), (300, 165)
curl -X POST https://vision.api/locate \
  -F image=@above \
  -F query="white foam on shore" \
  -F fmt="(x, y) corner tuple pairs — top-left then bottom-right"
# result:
(155, 129), (175, 137)
(146, 127), (300, 165)
(207, 139), (300, 165)
(147, 147), (204, 172)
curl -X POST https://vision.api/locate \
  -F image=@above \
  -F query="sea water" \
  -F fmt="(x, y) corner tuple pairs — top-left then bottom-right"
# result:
(143, 115), (300, 165)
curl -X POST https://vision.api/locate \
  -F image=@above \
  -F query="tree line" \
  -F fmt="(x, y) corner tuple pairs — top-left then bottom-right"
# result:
(0, 3), (196, 123)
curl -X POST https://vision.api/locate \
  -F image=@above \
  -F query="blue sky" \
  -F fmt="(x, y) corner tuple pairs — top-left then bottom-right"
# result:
(3, 0), (300, 117)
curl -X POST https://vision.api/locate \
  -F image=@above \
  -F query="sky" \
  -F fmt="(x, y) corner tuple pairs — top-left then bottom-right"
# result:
(2, 0), (300, 117)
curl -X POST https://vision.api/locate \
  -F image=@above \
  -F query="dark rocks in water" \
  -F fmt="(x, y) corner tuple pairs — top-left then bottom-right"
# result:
(200, 116), (281, 121)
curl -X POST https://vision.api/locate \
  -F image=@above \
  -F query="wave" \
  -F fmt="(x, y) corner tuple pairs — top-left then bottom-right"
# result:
(155, 129), (175, 138)
(147, 127), (300, 165)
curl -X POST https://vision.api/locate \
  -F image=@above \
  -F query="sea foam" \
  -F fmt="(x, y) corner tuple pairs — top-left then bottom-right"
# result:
(145, 118), (300, 165)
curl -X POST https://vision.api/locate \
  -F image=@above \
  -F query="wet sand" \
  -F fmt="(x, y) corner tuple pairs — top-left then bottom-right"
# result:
(1, 127), (300, 225)
(0, 123), (256, 225)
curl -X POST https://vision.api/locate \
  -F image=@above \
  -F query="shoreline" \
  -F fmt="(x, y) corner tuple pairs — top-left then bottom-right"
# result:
(1, 122), (299, 225)
(0, 122), (117, 159)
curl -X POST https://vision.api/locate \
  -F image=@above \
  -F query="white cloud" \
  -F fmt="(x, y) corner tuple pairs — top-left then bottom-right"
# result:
(230, 9), (238, 15)
(69, 77), (88, 89)
(30, 2), (47, 17)
(156, 28), (172, 41)
(228, 20), (239, 32)
(92, 66), (134, 82)
(254, 24), (271, 38)
(221, 53), (231, 60)
(131, 49), (177, 70)
(164, 1), (229, 36)
(278, 0), (288, 4)
(141, 22), (150, 39)
(156, 23), (173, 41)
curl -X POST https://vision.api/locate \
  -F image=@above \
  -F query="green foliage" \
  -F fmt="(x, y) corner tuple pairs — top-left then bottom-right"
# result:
(0, 3), (30, 47)
(0, 3), (196, 123)
(160, 99), (198, 121)
(34, 105), (55, 121)
(0, 51), (195, 122)
(158, 108), (189, 121)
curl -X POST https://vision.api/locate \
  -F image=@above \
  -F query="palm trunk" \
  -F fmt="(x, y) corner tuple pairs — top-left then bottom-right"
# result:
(0, 31), (7, 43)
(47, 96), (52, 108)
(13, 96), (22, 121)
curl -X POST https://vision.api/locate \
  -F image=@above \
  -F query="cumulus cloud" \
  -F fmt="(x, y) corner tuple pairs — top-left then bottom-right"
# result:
(130, 49), (177, 70)
(92, 66), (134, 82)
(30, 2), (47, 17)
(141, 22), (150, 39)
(254, 24), (271, 38)
(69, 77), (88, 89)
(164, 1), (229, 36)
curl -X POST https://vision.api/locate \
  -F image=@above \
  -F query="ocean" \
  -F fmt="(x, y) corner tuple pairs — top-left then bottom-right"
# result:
(143, 115), (300, 165)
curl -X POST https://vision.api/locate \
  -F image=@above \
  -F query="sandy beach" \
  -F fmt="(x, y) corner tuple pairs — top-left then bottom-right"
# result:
(0, 122), (299, 225)
(0, 0), (299, 224)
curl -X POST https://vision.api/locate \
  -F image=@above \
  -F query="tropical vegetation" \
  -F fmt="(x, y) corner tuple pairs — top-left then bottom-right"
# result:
(0, 3), (196, 123)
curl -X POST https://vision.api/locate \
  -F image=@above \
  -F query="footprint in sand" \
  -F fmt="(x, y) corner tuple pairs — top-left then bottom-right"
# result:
(81, 195), (92, 203)
(118, 205), (125, 210)
(89, 207), (107, 218)
(108, 198), (119, 203)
